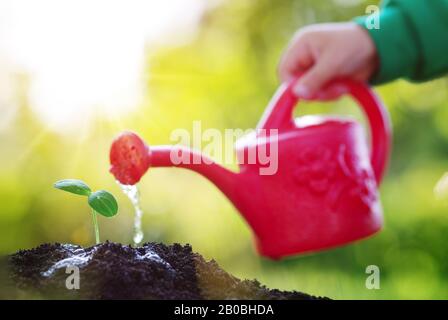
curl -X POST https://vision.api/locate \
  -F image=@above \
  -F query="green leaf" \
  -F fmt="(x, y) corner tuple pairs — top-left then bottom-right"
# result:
(54, 179), (91, 196)
(88, 190), (118, 217)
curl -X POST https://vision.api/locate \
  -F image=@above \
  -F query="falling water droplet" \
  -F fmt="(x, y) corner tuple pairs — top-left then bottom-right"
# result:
(118, 182), (144, 246)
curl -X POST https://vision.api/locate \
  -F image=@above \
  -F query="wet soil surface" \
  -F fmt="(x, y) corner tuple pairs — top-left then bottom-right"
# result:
(5, 242), (327, 300)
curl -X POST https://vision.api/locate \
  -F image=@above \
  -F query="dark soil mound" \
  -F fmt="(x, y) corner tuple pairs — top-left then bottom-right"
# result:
(6, 242), (326, 300)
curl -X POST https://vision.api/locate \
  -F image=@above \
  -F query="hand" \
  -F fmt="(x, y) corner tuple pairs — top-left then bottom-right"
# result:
(278, 22), (378, 98)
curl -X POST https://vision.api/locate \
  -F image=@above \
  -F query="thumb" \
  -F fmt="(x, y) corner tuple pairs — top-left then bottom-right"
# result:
(293, 54), (336, 98)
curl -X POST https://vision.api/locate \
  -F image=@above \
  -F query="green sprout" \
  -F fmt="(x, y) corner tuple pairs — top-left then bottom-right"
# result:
(54, 179), (118, 244)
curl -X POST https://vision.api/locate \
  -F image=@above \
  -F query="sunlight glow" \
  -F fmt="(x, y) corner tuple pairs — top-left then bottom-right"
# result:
(0, 0), (206, 131)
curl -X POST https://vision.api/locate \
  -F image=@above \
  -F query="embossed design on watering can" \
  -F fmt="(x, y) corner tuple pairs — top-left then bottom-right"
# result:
(109, 76), (391, 259)
(292, 143), (376, 211)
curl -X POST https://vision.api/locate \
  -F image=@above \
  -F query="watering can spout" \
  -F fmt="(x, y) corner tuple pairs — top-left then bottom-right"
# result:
(109, 131), (239, 202)
(151, 145), (239, 200)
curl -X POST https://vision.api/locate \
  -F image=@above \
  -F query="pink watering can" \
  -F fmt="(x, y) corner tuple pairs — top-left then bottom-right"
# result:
(109, 77), (391, 259)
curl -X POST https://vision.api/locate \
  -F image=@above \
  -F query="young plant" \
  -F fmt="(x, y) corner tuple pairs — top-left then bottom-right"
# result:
(54, 179), (118, 244)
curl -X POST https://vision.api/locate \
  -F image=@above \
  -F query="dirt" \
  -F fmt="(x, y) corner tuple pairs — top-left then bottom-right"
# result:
(4, 242), (327, 300)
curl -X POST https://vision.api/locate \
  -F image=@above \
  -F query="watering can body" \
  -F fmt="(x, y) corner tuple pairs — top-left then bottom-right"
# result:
(110, 78), (391, 259)
(228, 79), (391, 258)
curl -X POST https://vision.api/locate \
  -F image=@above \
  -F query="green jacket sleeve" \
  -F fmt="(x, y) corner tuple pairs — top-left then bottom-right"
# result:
(354, 0), (448, 85)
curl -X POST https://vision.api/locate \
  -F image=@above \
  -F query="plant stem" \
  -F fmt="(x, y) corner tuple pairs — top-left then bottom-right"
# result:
(91, 209), (100, 244)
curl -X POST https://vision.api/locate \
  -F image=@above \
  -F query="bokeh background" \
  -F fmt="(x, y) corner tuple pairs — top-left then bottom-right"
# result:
(1, 0), (448, 299)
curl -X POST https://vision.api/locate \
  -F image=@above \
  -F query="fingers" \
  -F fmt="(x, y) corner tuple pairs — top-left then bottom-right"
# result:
(278, 29), (338, 98)
(293, 52), (338, 98)
(278, 33), (313, 83)
(279, 22), (377, 99)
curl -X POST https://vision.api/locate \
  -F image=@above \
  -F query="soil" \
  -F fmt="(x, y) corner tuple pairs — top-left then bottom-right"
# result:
(4, 242), (327, 300)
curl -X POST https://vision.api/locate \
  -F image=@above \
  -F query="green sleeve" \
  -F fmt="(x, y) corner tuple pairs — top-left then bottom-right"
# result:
(354, 0), (448, 85)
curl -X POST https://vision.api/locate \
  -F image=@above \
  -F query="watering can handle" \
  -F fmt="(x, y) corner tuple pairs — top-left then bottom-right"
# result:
(257, 77), (391, 184)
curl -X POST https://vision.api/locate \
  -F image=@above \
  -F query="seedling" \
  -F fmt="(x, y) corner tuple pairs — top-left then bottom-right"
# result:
(54, 179), (118, 244)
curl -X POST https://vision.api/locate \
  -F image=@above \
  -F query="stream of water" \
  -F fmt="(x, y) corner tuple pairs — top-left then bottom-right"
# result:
(118, 183), (144, 246)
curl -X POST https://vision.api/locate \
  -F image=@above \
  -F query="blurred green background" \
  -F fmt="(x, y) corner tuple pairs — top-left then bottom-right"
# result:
(1, 0), (448, 299)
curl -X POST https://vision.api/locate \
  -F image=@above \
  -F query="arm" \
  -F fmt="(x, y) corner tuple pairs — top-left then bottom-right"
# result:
(355, 0), (448, 84)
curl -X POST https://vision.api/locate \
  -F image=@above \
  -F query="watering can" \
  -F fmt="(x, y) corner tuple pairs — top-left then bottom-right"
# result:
(109, 77), (391, 259)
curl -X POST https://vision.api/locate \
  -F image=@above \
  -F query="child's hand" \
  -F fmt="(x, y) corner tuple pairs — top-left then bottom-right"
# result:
(278, 22), (378, 98)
